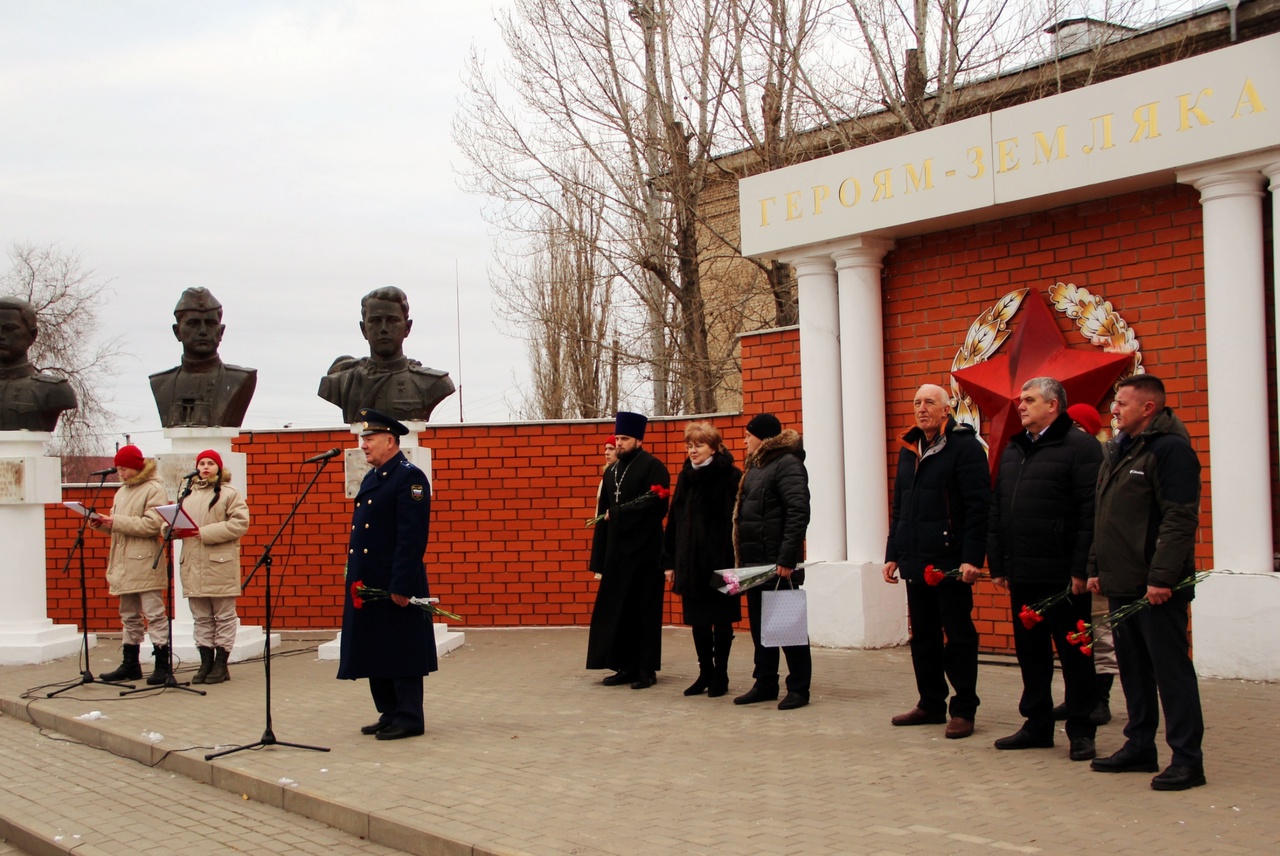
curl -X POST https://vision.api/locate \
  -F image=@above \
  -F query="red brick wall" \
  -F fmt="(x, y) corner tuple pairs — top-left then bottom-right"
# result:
(882, 183), (1210, 652)
(46, 329), (803, 635)
(44, 187), (1221, 658)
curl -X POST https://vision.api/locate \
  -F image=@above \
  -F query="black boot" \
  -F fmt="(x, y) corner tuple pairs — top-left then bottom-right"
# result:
(708, 624), (733, 698)
(192, 646), (214, 684)
(684, 626), (713, 696)
(100, 643), (142, 682)
(1090, 673), (1114, 725)
(147, 644), (172, 686)
(206, 647), (230, 684)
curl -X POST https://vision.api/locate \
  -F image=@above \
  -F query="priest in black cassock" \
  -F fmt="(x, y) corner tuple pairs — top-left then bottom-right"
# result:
(586, 411), (671, 689)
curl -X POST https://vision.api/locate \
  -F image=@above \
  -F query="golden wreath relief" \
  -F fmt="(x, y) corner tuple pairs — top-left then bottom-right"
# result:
(950, 283), (1143, 442)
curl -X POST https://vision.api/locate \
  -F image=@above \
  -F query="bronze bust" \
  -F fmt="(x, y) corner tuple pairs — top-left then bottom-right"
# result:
(317, 286), (455, 423)
(149, 287), (257, 428)
(0, 297), (78, 432)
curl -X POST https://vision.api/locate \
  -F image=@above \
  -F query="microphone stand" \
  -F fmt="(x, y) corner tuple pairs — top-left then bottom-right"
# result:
(122, 472), (205, 697)
(207, 454), (333, 760)
(48, 472), (137, 696)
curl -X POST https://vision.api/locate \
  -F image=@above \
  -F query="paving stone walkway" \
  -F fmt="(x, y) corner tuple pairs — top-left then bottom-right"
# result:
(1, 628), (1277, 856)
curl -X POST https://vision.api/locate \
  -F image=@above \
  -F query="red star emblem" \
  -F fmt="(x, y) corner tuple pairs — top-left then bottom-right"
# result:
(951, 295), (1133, 482)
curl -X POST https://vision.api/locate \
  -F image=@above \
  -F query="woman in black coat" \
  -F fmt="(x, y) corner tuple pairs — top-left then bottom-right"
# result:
(663, 422), (743, 697)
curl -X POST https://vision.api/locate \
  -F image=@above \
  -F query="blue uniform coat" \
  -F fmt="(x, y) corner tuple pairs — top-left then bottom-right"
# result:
(337, 450), (438, 679)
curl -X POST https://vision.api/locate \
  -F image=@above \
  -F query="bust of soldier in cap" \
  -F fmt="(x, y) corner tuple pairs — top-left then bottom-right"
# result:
(318, 286), (455, 424)
(149, 287), (257, 428)
(0, 296), (78, 432)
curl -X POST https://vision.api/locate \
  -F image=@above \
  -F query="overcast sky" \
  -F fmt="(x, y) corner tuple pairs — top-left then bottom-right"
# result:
(0, 0), (525, 454)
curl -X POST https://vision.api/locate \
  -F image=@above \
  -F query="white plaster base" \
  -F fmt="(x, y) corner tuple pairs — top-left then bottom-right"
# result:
(317, 624), (466, 661)
(1190, 570), (1280, 681)
(805, 562), (909, 649)
(0, 620), (88, 665)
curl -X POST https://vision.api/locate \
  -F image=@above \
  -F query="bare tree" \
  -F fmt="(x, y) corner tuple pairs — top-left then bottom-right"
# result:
(2, 242), (123, 458)
(456, 0), (861, 413)
(456, 0), (753, 416)
(503, 185), (619, 420)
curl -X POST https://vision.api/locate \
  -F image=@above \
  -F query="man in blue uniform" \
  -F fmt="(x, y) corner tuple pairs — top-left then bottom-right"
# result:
(338, 408), (438, 740)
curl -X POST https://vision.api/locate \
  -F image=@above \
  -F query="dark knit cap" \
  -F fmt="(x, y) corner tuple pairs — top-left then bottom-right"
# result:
(746, 413), (782, 440)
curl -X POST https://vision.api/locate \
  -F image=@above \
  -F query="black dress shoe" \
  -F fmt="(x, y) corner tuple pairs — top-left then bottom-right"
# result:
(993, 729), (1055, 750)
(1069, 737), (1097, 761)
(1051, 702), (1068, 721)
(777, 691), (809, 710)
(1090, 745), (1159, 773)
(707, 677), (729, 698)
(375, 725), (425, 741)
(1151, 763), (1206, 791)
(601, 671), (634, 686)
(360, 720), (391, 735)
(630, 671), (656, 689)
(733, 684), (779, 705)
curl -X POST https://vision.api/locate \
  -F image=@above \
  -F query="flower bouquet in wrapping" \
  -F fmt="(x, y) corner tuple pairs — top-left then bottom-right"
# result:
(1068, 572), (1210, 655)
(350, 582), (462, 621)
(712, 564), (778, 595)
(585, 484), (671, 527)
(1017, 583), (1073, 629)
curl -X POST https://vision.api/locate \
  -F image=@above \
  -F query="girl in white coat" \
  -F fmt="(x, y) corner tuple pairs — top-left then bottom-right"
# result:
(178, 449), (249, 684)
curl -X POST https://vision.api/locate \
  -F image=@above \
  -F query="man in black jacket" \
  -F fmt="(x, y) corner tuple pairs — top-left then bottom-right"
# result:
(884, 383), (990, 739)
(1087, 374), (1205, 791)
(732, 413), (812, 710)
(989, 377), (1101, 761)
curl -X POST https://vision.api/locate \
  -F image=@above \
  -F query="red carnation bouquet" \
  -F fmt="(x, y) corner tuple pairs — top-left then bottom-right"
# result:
(1068, 572), (1210, 654)
(923, 564), (964, 586)
(1017, 583), (1074, 630)
(585, 484), (671, 527)
(350, 582), (462, 621)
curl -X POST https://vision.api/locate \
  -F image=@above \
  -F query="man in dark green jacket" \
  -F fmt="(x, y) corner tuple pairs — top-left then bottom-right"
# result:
(1087, 374), (1205, 790)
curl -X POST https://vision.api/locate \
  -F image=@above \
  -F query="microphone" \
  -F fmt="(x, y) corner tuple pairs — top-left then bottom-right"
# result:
(303, 448), (343, 464)
(182, 469), (199, 480)
(89, 467), (117, 477)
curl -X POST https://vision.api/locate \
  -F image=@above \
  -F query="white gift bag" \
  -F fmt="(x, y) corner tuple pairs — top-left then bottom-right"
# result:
(761, 582), (808, 648)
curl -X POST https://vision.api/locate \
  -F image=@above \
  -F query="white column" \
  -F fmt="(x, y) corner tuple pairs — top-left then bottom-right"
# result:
(1269, 161), (1280, 529)
(790, 255), (846, 562)
(0, 432), (82, 664)
(833, 238), (895, 562)
(1186, 171), (1271, 573)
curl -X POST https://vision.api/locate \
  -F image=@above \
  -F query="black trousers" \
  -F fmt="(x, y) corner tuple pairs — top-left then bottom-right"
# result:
(368, 676), (425, 732)
(1111, 596), (1204, 767)
(905, 577), (980, 720)
(1009, 583), (1097, 740)
(745, 586), (811, 694)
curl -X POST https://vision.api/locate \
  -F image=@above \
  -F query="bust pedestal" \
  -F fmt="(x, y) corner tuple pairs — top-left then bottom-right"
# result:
(0, 431), (85, 664)
(318, 423), (464, 660)
(159, 427), (276, 665)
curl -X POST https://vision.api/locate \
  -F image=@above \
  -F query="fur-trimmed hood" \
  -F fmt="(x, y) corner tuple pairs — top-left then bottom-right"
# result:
(743, 428), (804, 473)
(122, 458), (159, 487)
